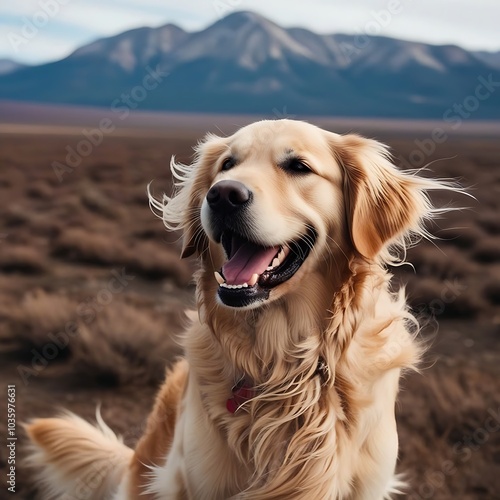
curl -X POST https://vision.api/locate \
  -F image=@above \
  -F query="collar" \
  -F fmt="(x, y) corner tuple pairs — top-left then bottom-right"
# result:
(226, 378), (255, 414)
(226, 357), (329, 414)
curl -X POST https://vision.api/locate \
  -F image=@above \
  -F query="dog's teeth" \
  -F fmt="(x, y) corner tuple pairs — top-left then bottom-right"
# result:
(248, 273), (259, 286)
(222, 275), (258, 288)
(214, 271), (225, 285)
(272, 257), (280, 268)
(278, 248), (285, 261)
(266, 266), (273, 271)
(220, 283), (247, 289)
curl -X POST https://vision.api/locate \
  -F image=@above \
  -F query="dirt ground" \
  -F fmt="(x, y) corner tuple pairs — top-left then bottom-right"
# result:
(0, 127), (499, 499)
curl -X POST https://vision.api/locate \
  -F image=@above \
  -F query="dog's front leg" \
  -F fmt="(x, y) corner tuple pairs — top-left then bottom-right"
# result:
(125, 359), (189, 499)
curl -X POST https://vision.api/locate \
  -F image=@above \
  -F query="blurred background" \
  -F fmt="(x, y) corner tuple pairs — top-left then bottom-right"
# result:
(0, 1), (499, 498)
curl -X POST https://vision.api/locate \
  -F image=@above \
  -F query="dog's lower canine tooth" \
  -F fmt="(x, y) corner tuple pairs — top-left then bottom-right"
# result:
(272, 257), (280, 268)
(248, 273), (259, 286)
(214, 271), (225, 285)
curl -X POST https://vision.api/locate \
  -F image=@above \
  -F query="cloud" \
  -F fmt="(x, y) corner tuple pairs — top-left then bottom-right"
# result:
(0, 25), (77, 64)
(245, 0), (500, 51)
(0, 0), (498, 65)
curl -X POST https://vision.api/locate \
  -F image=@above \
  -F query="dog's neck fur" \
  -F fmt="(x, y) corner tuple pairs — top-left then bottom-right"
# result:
(198, 256), (346, 385)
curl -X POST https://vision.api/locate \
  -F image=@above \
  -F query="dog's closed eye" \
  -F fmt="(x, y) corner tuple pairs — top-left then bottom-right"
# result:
(280, 157), (312, 175)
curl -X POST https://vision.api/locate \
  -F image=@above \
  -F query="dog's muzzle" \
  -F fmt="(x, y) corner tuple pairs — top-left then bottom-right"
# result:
(203, 180), (317, 309)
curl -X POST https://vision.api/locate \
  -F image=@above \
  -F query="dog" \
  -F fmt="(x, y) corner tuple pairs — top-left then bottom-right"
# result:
(25, 119), (457, 499)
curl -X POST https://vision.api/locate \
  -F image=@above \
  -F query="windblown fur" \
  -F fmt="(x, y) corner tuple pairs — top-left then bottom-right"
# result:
(25, 120), (461, 499)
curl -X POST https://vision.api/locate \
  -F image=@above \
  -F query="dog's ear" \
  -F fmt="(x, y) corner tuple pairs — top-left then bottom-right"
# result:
(333, 134), (432, 260)
(149, 134), (228, 259)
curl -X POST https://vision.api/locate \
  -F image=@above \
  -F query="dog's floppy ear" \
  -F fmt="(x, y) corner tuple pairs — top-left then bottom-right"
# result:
(149, 133), (228, 259)
(333, 134), (433, 260)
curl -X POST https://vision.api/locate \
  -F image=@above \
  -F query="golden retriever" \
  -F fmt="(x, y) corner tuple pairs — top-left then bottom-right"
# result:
(25, 119), (456, 499)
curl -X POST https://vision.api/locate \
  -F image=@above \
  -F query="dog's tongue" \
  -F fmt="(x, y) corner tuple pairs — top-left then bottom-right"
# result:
(223, 240), (279, 285)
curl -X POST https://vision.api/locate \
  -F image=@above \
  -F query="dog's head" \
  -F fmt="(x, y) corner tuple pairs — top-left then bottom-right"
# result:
(153, 120), (444, 310)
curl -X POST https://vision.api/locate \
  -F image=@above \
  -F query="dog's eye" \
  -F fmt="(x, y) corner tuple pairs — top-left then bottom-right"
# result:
(283, 158), (312, 174)
(221, 157), (235, 171)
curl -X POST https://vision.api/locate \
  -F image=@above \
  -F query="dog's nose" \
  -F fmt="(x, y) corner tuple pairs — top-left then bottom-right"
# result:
(206, 180), (251, 213)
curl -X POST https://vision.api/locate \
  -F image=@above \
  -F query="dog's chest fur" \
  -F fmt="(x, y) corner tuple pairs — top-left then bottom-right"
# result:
(150, 266), (417, 499)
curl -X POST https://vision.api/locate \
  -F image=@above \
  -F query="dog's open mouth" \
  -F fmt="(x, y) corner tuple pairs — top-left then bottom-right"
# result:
(214, 228), (316, 308)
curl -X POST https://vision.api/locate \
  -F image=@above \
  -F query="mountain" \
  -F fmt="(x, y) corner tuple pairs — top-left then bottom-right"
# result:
(473, 50), (500, 70)
(1, 11), (499, 118)
(0, 58), (27, 75)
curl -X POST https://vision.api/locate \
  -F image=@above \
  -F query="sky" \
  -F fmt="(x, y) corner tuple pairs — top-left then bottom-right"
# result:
(1, 0), (499, 65)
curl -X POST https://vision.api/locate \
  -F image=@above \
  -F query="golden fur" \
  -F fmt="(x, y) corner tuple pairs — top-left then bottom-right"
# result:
(25, 120), (458, 499)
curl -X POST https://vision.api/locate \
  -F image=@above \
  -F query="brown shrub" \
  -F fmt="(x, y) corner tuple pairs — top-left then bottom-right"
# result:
(88, 163), (127, 183)
(127, 241), (191, 286)
(26, 180), (54, 200)
(73, 301), (183, 384)
(438, 224), (486, 250)
(398, 360), (500, 499)
(478, 212), (500, 235)
(472, 237), (500, 263)
(0, 245), (46, 274)
(130, 185), (151, 205)
(1, 289), (183, 384)
(406, 276), (483, 319)
(131, 226), (168, 241)
(52, 228), (191, 284)
(13, 289), (76, 346)
(79, 184), (125, 220)
(29, 216), (63, 238)
(52, 228), (129, 266)
(408, 245), (475, 279)
(483, 279), (500, 305)
(3, 206), (32, 227)
(50, 194), (85, 220)
(0, 167), (25, 190)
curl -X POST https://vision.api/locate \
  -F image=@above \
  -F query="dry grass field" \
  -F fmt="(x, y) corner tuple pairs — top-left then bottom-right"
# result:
(0, 125), (499, 499)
